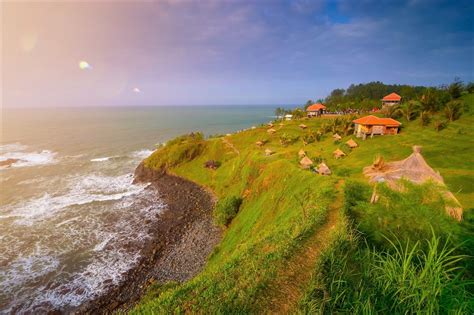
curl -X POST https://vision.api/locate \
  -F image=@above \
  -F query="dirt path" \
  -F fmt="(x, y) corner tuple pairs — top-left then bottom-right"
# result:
(260, 179), (344, 314)
(222, 137), (240, 155)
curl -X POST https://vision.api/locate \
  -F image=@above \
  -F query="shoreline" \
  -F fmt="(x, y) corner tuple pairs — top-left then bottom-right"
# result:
(76, 163), (221, 313)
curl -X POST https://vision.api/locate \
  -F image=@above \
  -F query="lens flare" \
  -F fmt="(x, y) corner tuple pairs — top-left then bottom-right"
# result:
(133, 87), (141, 93)
(78, 61), (91, 70)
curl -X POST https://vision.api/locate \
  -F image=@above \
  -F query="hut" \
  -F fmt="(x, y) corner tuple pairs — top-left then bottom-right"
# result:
(268, 122), (274, 127)
(364, 146), (463, 220)
(317, 162), (331, 175)
(284, 114), (293, 121)
(256, 141), (264, 147)
(353, 115), (401, 139)
(333, 149), (346, 159)
(381, 92), (402, 107)
(299, 124), (307, 129)
(300, 156), (313, 169)
(298, 149), (306, 158)
(306, 103), (326, 117)
(265, 148), (274, 156)
(346, 139), (358, 148)
(267, 128), (277, 134)
(333, 133), (342, 141)
(204, 160), (221, 170)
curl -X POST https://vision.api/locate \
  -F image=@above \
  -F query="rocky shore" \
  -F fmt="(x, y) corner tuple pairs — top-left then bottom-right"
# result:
(76, 162), (221, 314)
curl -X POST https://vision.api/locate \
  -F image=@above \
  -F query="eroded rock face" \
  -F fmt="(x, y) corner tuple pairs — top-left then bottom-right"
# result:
(0, 158), (19, 168)
(133, 162), (165, 184)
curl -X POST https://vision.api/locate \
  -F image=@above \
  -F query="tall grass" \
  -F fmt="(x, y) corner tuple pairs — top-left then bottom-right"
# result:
(299, 229), (472, 314)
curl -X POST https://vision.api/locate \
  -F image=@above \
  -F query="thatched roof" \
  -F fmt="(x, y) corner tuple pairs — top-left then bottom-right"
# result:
(298, 149), (306, 158)
(268, 122), (274, 127)
(333, 133), (342, 141)
(333, 149), (346, 158)
(299, 124), (307, 129)
(317, 162), (331, 175)
(300, 156), (313, 169)
(265, 148), (274, 156)
(267, 128), (276, 134)
(346, 139), (358, 148)
(364, 146), (463, 220)
(256, 141), (264, 147)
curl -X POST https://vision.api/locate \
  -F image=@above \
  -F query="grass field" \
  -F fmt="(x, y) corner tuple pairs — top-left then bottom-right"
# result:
(133, 94), (473, 313)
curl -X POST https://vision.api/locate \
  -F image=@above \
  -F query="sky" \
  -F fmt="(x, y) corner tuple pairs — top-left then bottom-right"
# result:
(2, 0), (473, 107)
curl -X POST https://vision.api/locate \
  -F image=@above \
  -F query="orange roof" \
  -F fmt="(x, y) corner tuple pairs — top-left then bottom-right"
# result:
(352, 115), (401, 126)
(382, 92), (401, 101)
(307, 103), (326, 111)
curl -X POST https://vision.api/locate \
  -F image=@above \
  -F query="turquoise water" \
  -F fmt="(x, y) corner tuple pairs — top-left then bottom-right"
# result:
(0, 105), (275, 312)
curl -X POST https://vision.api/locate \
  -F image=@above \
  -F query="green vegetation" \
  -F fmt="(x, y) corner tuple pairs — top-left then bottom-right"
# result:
(136, 93), (474, 313)
(213, 196), (243, 227)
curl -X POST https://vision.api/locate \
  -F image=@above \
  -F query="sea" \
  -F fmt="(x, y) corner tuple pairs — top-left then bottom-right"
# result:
(0, 105), (275, 313)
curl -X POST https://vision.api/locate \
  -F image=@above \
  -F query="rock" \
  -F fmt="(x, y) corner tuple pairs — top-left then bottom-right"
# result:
(0, 158), (19, 168)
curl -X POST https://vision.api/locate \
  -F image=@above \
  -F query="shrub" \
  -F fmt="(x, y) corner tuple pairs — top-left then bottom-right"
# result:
(213, 196), (243, 227)
(433, 120), (447, 132)
(279, 133), (299, 146)
(302, 131), (316, 145)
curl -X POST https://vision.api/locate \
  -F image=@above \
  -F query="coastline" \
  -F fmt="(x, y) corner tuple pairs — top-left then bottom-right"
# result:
(76, 162), (221, 313)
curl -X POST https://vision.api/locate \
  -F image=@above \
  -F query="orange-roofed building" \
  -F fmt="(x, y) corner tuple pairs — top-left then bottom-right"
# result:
(353, 115), (401, 139)
(306, 103), (326, 117)
(381, 92), (402, 107)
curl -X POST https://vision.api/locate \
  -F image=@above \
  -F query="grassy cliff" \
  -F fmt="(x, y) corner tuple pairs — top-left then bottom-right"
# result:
(133, 95), (474, 313)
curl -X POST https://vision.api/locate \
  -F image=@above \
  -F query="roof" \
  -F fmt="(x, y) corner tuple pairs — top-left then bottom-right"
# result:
(307, 103), (326, 111)
(352, 115), (401, 127)
(382, 92), (402, 101)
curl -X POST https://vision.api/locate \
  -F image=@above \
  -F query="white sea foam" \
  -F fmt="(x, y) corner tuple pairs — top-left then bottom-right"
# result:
(0, 170), (164, 313)
(130, 149), (154, 160)
(90, 156), (121, 162)
(0, 143), (57, 169)
(0, 173), (149, 225)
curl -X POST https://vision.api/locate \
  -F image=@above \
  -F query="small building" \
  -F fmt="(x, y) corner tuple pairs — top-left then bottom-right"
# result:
(381, 93), (402, 107)
(306, 103), (326, 117)
(284, 114), (293, 121)
(353, 115), (401, 139)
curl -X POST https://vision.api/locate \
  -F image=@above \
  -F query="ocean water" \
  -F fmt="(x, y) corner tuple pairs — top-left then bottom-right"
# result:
(0, 105), (275, 313)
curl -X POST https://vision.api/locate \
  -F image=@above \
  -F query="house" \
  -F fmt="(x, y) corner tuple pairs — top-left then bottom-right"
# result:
(381, 92), (402, 107)
(284, 114), (293, 121)
(306, 103), (326, 117)
(353, 115), (401, 139)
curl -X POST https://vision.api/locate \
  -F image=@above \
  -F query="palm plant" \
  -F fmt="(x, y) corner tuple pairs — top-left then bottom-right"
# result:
(340, 118), (353, 136)
(419, 110), (431, 126)
(444, 100), (464, 122)
(396, 100), (420, 121)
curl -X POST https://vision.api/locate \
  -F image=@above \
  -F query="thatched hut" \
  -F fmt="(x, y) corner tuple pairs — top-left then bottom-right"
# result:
(317, 162), (331, 175)
(299, 124), (307, 129)
(298, 149), (306, 158)
(267, 128), (276, 134)
(268, 122), (274, 127)
(300, 156), (313, 169)
(346, 139), (358, 148)
(364, 146), (463, 220)
(256, 141), (264, 147)
(333, 133), (342, 141)
(265, 148), (274, 156)
(333, 149), (346, 159)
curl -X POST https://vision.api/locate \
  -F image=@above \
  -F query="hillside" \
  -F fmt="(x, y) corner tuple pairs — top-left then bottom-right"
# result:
(133, 95), (474, 313)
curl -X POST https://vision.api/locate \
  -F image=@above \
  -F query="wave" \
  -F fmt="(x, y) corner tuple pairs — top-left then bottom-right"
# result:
(0, 143), (57, 169)
(0, 173), (150, 225)
(0, 171), (165, 312)
(90, 156), (121, 162)
(130, 149), (154, 160)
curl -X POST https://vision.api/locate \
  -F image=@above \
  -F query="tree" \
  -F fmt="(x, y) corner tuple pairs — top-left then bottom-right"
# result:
(466, 82), (474, 94)
(274, 107), (285, 120)
(444, 100), (464, 122)
(383, 104), (400, 119)
(447, 77), (463, 100)
(396, 100), (420, 121)
(291, 108), (305, 119)
(419, 110), (430, 126)
(419, 89), (438, 112)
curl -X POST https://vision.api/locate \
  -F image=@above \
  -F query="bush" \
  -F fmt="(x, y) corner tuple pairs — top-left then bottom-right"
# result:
(279, 133), (299, 146)
(213, 196), (243, 227)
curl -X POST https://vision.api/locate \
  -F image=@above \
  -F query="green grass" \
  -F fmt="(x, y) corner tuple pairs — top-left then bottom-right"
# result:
(135, 96), (474, 313)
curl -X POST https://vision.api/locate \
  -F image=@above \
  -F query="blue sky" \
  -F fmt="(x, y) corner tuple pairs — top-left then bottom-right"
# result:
(3, 0), (473, 107)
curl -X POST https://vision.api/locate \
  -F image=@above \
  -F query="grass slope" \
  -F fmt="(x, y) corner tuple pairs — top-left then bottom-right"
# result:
(134, 95), (473, 313)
